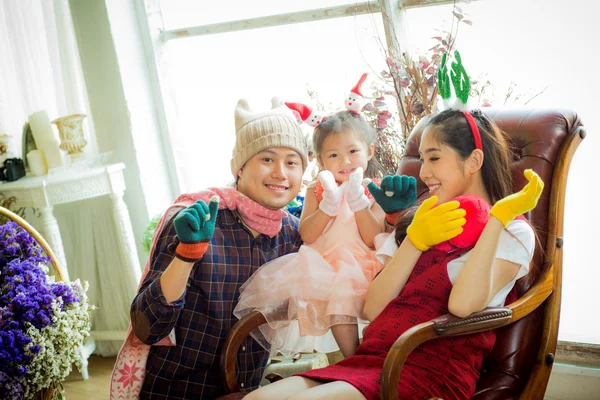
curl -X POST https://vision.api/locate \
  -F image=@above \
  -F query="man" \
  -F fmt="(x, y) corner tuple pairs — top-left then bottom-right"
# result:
(128, 97), (308, 399)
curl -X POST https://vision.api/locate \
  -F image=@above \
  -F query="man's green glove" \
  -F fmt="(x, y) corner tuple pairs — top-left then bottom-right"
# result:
(364, 175), (417, 214)
(174, 196), (219, 262)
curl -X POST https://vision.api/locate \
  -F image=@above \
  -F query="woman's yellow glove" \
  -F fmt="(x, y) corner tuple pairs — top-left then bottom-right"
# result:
(407, 196), (467, 252)
(490, 169), (544, 227)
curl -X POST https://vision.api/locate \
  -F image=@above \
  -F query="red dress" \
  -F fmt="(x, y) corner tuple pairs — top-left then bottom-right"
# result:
(297, 245), (518, 400)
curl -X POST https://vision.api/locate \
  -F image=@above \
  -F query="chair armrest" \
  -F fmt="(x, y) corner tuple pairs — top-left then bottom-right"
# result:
(220, 311), (267, 393)
(381, 264), (554, 400)
(432, 307), (513, 335)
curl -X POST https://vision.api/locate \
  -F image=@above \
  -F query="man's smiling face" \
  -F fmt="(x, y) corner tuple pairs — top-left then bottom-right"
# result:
(237, 147), (304, 210)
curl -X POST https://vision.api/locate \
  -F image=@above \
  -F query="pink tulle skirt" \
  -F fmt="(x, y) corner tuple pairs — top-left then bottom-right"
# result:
(233, 245), (383, 355)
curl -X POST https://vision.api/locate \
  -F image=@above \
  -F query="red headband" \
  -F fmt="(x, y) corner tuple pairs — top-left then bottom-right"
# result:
(462, 111), (482, 151)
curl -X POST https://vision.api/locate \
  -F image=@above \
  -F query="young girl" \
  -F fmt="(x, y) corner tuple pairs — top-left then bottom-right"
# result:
(245, 108), (543, 400)
(234, 110), (413, 358)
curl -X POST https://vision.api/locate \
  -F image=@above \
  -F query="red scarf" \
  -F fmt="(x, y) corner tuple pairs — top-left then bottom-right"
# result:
(177, 187), (287, 237)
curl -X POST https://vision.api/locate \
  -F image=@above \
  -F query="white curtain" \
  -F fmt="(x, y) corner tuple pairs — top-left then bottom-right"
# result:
(0, 0), (135, 356)
(57, 197), (140, 356)
(0, 0), (96, 156)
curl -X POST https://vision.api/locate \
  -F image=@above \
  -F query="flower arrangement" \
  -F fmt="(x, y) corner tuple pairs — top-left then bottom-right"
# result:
(0, 221), (93, 400)
(377, 7), (473, 143)
(361, 95), (405, 176)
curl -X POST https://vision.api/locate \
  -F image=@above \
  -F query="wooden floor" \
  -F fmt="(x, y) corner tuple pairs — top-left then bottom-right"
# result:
(61, 354), (599, 400)
(64, 356), (116, 400)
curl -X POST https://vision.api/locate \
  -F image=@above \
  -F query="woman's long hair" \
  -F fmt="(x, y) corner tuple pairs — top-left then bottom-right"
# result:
(395, 109), (513, 246)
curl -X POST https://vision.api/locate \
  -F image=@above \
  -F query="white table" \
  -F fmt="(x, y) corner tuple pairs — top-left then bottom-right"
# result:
(0, 162), (138, 379)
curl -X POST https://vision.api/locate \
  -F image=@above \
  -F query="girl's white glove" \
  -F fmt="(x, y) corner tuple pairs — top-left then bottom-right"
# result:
(346, 167), (370, 212)
(318, 170), (347, 217)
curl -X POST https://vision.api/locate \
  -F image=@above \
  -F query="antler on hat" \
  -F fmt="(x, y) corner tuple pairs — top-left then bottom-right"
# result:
(437, 50), (471, 111)
(437, 51), (482, 150)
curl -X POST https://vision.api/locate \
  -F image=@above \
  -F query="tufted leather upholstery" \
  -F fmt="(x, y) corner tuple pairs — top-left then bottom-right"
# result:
(397, 108), (584, 398)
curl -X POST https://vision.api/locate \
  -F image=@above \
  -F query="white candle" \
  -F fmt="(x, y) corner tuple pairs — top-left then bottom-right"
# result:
(41, 139), (65, 169)
(27, 150), (48, 176)
(28, 110), (57, 146)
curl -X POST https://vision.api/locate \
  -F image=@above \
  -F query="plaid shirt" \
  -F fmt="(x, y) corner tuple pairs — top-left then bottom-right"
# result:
(131, 208), (302, 399)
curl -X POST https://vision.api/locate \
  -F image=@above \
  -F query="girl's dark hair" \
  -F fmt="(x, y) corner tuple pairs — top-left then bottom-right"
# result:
(312, 110), (383, 178)
(395, 109), (513, 246)
(427, 109), (513, 203)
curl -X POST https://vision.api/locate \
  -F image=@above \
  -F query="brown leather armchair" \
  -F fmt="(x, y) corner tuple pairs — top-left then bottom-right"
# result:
(218, 108), (585, 399)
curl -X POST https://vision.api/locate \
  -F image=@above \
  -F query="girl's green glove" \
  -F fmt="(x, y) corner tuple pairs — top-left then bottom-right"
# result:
(365, 175), (417, 214)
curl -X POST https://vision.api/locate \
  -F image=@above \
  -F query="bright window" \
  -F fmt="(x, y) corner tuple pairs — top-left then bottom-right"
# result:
(159, 0), (361, 29)
(160, 12), (386, 190)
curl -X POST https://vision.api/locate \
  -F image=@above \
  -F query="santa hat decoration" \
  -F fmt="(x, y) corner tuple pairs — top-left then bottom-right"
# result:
(284, 102), (324, 127)
(345, 72), (368, 113)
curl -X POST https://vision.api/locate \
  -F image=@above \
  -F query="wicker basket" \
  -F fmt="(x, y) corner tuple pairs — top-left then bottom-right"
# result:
(36, 387), (54, 400)
(0, 206), (65, 398)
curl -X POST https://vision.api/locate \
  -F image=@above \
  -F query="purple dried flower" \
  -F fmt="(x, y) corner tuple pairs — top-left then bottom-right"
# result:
(0, 221), (81, 398)
(0, 370), (24, 400)
(0, 222), (49, 267)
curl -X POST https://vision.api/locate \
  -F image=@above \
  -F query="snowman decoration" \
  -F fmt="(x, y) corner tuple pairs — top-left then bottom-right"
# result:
(284, 102), (325, 128)
(344, 73), (368, 113)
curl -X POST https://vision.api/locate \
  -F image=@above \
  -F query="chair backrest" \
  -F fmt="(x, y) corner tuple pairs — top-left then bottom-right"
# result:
(397, 108), (584, 398)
